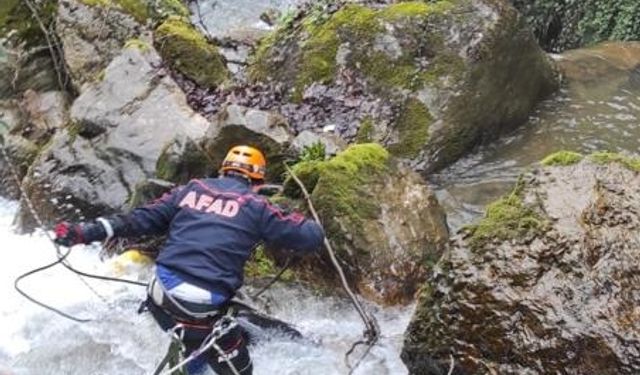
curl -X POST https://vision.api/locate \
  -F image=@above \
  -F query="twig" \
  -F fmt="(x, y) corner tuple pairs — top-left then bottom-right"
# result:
(194, 0), (216, 41)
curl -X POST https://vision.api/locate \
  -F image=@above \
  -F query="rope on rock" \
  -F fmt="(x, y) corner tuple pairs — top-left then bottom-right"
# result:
(284, 163), (380, 374)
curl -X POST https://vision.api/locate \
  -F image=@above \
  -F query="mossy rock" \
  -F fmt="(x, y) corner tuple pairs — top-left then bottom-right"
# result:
(284, 143), (390, 234)
(154, 16), (228, 88)
(541, 150), (584, 166)
(588, 151), (640, 172)
(250, 1), (462, 99)
(283, 143), (449, 304)
(403, 154), (640, 374)
(250, 0), (558, 174)
(463, 178), (549, 250)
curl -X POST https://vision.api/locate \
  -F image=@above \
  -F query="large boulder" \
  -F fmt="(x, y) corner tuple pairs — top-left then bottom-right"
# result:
(16, 45), (208, 230)
(283, 143), (449, 304)
(56, 0), (143, 90)
(402, 152), (640, 374)
(250, 0), (558, 174)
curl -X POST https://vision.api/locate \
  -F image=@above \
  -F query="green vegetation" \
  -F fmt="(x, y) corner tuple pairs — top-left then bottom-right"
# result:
(511, 0), (640, 51)
(294, 4), (379, 99)
(541, 151), (583, 166)
(299, 141), (326, 162)
(284, 144), (389, 245)
(245, 246), (293, 280)
(387, 98), (432, 158)
(589, 152), (640, 172)
(465, 179), (548, 250)
(124, 38), (151, 51)
(78, 0), (148, 23)
(0, 0), (20, 29)
(154, 16), (228, 88)
(250, 1), (461, 99)
(356, 117), (374, 143)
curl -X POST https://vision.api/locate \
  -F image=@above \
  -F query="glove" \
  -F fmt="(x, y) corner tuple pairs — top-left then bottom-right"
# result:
(54, 220), (110, 247)
(54, 222), (85, 247)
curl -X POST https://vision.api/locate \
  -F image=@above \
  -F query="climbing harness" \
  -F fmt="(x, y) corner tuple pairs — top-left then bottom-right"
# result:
(1, 133), (147, 323)
(153, 315), (244, 375)
(284, 164), (381, 374)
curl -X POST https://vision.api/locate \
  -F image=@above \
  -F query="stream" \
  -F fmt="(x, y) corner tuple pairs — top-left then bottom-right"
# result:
(0, 197), (412, 374)
(1, 0), (639, 371)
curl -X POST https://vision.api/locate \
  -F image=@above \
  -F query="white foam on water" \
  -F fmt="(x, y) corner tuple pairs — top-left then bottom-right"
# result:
(0, 198), (412, 374)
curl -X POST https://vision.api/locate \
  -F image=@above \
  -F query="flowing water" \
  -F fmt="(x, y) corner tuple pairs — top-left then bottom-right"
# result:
(432, 43), (640, 230)
(0, 198), (412, 374)
(1, 6), (639, 370)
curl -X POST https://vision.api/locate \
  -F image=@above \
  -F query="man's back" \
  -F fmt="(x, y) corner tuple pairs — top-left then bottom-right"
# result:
(144, 176), (323, 298)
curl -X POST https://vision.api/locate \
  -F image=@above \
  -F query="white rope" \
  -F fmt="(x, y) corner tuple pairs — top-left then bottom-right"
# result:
(158, 319), (242, 375)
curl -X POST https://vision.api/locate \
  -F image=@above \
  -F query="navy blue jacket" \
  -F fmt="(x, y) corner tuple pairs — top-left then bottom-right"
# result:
(108, 176), (324, 298)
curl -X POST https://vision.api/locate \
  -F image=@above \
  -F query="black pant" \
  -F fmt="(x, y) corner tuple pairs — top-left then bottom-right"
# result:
(148, 299), (253, 375)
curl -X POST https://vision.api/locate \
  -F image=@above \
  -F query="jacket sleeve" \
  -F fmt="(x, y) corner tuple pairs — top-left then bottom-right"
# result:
(105, 187), (184, 238)
(259, 201), (325, 254)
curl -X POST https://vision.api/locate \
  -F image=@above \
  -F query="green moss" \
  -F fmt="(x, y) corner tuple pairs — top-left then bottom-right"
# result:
(154, 16), (228, 88)
(245, 246), (294, 280)
(285, 144), (389, 242)
(361, 52), (422, 90)
(299, 141), (326, 162)
(356, 117), (374, 143)
(541, 151), (584, 166)
(387, 98), (432, 158)
(156, 0), (189, 18)
(77, 0), (149, 22)
(380, 1), (453, 21)
(251, 1), (461, 99)
(589, 152), (640, 172)
(293, 4), (380, 99)
(465, 180), (547, 250)
(124, 38), (151, 51)
(114, 0), (149, 23)
(0, 0), (20, 29)
(77, 0), (109, 7)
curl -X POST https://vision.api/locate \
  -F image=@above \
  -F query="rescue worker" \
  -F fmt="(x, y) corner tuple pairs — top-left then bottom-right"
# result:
(53, 145), (325, 375)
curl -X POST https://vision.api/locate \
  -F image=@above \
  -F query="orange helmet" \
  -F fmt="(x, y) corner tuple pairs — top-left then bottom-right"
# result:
(220, 145), (266, 180)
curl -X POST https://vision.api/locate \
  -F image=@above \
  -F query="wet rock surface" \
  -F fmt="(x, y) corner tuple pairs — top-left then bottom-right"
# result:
(56, 0), (143, 90)
(0, 42), (59, 99)
(247, 0), (558, 173)
(283, 144), (449, 304)
(201, 104), (295, 181)
(403, 157), (640, 374)
(16, 46), (208, 230)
